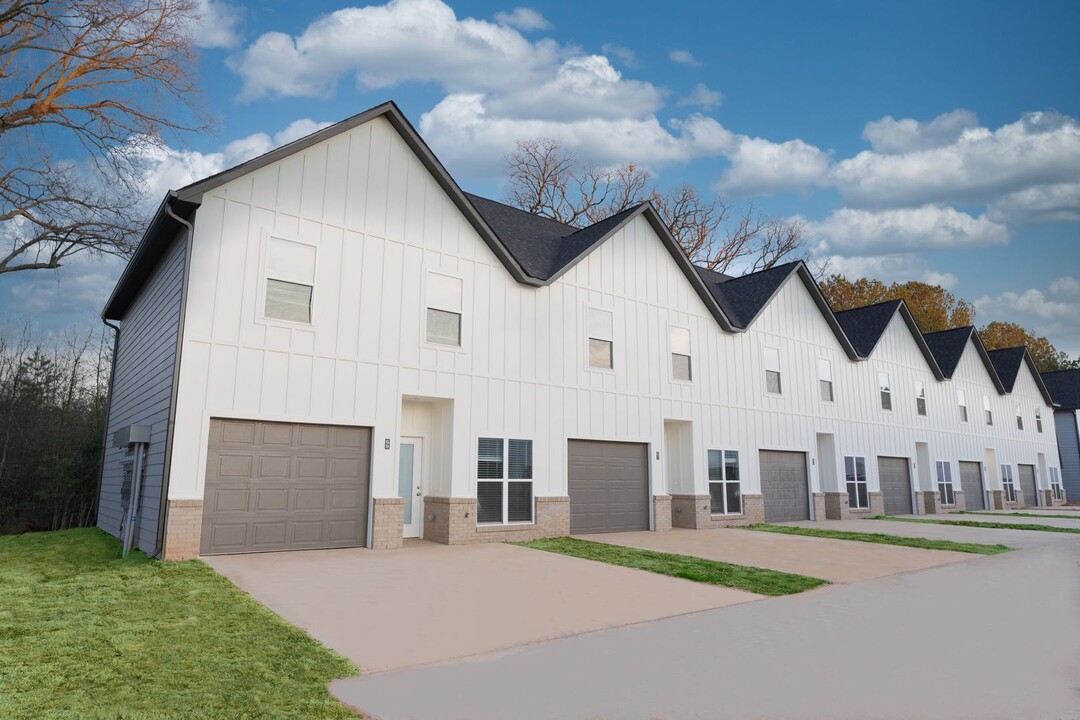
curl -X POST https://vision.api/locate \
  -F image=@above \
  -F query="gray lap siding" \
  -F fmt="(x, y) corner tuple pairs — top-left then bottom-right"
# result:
(1056, 410), (1080, 501)
(97, 232), (186, 555)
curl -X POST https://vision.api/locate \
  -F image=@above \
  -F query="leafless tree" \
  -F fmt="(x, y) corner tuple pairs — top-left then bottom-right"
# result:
(505, 137), (811, 276)
(0, 0), (209, 275)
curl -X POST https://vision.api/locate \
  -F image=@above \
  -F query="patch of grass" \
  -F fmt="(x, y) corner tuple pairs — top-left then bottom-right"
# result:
(871, 515), (1080, 534)
(0, 529), (357, 719)
(961, 511), (1080, 521)
(514, 536), (827, 596)
(746, 523), (1012, 555)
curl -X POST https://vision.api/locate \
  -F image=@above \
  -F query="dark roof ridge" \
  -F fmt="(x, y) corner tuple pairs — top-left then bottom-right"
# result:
(833, 298), (903, 314)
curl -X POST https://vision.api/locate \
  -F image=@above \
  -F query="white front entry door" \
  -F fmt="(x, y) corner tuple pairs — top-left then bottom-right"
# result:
(398, 437), (423, 538)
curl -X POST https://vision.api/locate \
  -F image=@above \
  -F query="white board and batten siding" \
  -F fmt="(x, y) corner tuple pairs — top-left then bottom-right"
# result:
(165, 113), (1061, 513)
(98, 232), (186, 553)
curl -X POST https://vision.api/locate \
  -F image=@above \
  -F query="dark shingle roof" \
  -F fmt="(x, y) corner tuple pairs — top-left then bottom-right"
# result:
(694, 262), (800, 329)
(986, 347), (1027, 392)
(833, 300), (903, 357)
(1043, 369), (1080, 409)
(922, 326), (974, 378)
(464, 193), (645, 281)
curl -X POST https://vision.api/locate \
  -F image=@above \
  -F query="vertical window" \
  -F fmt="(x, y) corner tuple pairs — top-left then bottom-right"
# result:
(845, 456), (869, 509)
(1035, 408), (1043, 433)
(426, 273), (463, 346)
(818, 358), (834, 402)
(936, 461), (955, 505)
(1050, 467), (1063, 501)
(915, 380), (927, 416)
(476, 438), (533, 524)
(708, 450), (742, 514)
(1016, 404), (1024, 431)
(983, 396), (993, 426)
(265, 237), (315, 323)
(764, 346), (782, 395)
(879, 372), (892, 411)
(958, 390), (968, 423)
(588, 308), (614, 369)
(1001, 464), (1016, 503)
(671, 326), (692, 382)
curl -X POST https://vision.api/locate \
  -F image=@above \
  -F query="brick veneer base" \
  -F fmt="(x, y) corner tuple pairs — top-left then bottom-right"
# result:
(988, 489), (1005, 510)
(820, 491), (879, 520)
(422, 495), (570, 545)
(653, 495), (672, 532)
(163, 499), (203, 561)
(916, 491), (939, 515)
(670, 494), (764, 528)
(371, 497), (405, 549)
(1045, 489), (1067, 507)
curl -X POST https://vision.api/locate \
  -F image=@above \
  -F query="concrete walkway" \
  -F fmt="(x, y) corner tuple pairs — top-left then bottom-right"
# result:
(206, 540), (758, 674)
(333, 538), (1080, 720)
(784, 517), (1068, 549)
(928, 512), (1080, 530)
(578, 528), (970, 583)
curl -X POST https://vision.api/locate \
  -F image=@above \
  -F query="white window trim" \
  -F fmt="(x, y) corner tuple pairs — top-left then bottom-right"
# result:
(422, 270), (467, 353)
(983, 395), (993, 426)
(958, 390), (968, 423)
(915, 379), (927, 417)
(586, 305), (616, 373)
(1016, 404), (1024, 431)
(257, 233), (318, 327)
(818, 358), (834, 404)
(708, 449), (742, 516)
(475, 435), (536, 526)
(935, 461), (955, 506)
(845, 455), (870, 510)
(763, 345), (782, 396)
(1035, 408), (1044, 433)
(1050, 467), (1063, 500)
(1001, 464), (1017, 503)
(878, 372), (892, 412)
(670, 323), (693, 384)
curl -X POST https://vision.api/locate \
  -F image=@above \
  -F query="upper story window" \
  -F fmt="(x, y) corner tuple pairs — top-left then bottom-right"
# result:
(476, 437), (533, 525)
(265, 237), (315, 323)
(845, 456), (869, 509)
(1035, 408), (1044, 433)
(1016, 404), (1024, 431)
(879, 372), (892, 411)
(588, 308), (614, 369)
(708, 450), (741, 514)
(983, 395), (993, 426)
(936, 461), (955, 506)
(818, 358), (834, 402)
(1001, 464), (1016, 503)
(958, 390), (968, 423)
(671, 326), (692, 382)
(764, 346), (782, 395)
(915, 380), (927, 416)
(425, 272), (463, 346)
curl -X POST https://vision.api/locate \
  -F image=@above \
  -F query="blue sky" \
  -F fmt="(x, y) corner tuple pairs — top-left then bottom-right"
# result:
(4, 0), (1080, 353)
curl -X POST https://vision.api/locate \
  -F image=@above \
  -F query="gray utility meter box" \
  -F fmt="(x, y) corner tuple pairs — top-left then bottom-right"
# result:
(112, 424), (151, 449)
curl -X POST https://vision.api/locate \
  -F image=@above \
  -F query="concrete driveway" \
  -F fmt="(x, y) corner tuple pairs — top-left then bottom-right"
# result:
(334, 537), (1080, 720)
(785, 518), (1071, 548)
(579, 528), (970, 583)
(205, 540), (758, 674)
(929, 512), (1080, 530)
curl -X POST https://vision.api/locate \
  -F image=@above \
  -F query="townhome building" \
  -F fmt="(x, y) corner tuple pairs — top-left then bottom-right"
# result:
(96, 102), (1064, 560)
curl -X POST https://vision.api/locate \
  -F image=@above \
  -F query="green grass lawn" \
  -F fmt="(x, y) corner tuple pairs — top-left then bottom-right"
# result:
(0, 529), (357, 719)
(515, 537), (827, 596)
(872, 515), (1080, 534)
(961, 511), (1080, 521)
(745, 523), (1012, 555)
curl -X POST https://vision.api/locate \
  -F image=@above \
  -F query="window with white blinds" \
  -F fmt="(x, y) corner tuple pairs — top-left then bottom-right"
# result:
(983, 395), (993, 426)
(1035, 408), (1044, 433)
(879, 372), (892, 411)
(265, 237), (315, 323)
(915, 380), (927, 416)
(818, 358), (834, 402)
(588, 308), (614, 369)
(426, 272), (463, 346)
(936, 461), (954, 505)
(477, 437), (533, 524)
(958, 390), (968, 423)
(671, 326), (692, 381)
(764, 346), (782, 394)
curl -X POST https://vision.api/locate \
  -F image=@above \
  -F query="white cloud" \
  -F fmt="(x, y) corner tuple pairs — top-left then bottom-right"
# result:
(986, 182), (1080, 225)
(804, 205), (1010, 255)
(819, 254), (959, 290)
(669, 49), (702, 67)
(832, 111), (1080, 208)
(187, 0), (243, 49)
(974, 278), (1080, 356)
(861, 109), (979, 154)
(601, 43), (638, 68)
(419, 94), (735, 174)
(717, 137), (831, 195)
(677, 83), (723, 109)
(493, 7), (550, 30)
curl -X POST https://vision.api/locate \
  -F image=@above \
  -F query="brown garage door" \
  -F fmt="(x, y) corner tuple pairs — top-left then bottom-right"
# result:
(760, 450), (809, 522)
(959, 461), (985, 510)
(1018, 464), (1039, 508)
(201, 419), (371, 555)
(878, 457), (913, 515)
(568, 440), (649, 534)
